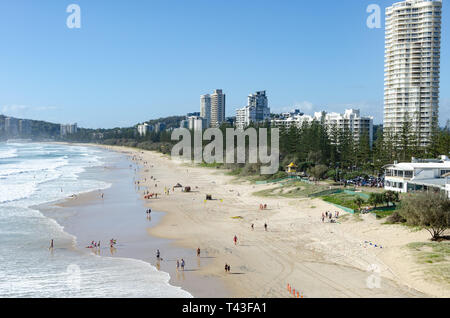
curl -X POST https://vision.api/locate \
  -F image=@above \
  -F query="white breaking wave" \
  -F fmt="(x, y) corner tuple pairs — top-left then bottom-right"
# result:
(0, 143), (191, 298)
(0, 148), (18, 159)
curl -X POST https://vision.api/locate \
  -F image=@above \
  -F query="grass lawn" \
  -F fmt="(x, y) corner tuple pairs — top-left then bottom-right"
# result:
(253, 181), (328, 198)
(321, 192), (362, 210)
(407, 242), (450, 285)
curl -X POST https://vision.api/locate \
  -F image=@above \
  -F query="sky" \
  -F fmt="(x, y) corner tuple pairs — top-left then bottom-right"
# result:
(0, 0), (448, 128)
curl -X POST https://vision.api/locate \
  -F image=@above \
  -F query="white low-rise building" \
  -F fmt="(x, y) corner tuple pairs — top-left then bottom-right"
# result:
(137, 123), (153, 136)
(271, 114), (314, 128)
(384, 155), (450, 198)
(271, 109), (373, 146)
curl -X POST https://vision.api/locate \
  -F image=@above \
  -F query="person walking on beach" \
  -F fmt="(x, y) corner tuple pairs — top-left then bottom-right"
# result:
(264, 223), (268, 231)
(156, 249), (161, 259)
(251, 223), (254, 231)
(227, 265), (231, 273)
(197, 248), (201, 257)
(49, 239), (54, 250)
(225, 264), (228, 273)
(176, 259), (180, 271)
(233, 235), (238, 246)
(181, 259), (185, 271)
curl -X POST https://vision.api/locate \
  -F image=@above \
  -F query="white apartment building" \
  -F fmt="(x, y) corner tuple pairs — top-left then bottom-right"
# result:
(137, 123), (153, 136)
(271, 109), (373, 146)
(236, 91), (271, 129)
(210, 89), (226, 127)
(200, 94), (211, 128)
(384, 0), (442, 146)
(318, 109), (374, 147)
(60, 123), (78, 136)
(384, 155), (450, 198)
(180, 116), (206, 131)
(271, 114), (314, 129)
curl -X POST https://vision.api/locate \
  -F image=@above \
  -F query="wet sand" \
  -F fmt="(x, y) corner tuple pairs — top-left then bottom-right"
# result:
(37, 150), (230, 298)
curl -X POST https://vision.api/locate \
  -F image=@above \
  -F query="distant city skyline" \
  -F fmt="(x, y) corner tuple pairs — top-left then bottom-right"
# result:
(0, 0), (448, 129)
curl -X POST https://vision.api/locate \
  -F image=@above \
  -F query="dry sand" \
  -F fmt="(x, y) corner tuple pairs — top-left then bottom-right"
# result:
(89, 144), (448, 298)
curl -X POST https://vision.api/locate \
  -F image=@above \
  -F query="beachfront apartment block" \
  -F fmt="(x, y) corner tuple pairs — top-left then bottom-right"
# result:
(180, 115), (207, 131)
(271, 113), (314, 129)
(60, 123), (78, 136)
(200, 94), (212, 128)
(60, 123), (78, 137)
(0, 117), (32, 138)
(236, 91), (271, 129)
(320, 109), (374, 147)
(384, 0), (442, 146)
(137, 123), (154, 136)
(210, 89), (226, 128)
(384, 155), (450, 198)
(271, 109), (374, 146)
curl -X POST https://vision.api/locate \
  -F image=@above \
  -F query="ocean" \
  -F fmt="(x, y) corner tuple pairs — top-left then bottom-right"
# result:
(0, 142), (191, 298)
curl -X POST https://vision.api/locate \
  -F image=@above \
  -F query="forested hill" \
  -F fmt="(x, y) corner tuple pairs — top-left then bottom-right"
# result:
(0, 115), (60, 140)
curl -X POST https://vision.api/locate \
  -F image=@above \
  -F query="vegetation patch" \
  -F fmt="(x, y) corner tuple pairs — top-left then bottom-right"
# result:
(407, 242), (450, 284)
(321, 192), (363, 210)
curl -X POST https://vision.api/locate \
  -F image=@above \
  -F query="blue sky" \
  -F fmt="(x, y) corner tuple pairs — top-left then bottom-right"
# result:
(0, 0), (448, 128)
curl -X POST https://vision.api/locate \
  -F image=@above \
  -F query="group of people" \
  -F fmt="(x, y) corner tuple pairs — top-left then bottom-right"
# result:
(224, 264), (231, 273)
(110, 238), (117, 248)
(176, 259), (186, 271)
(144, 193), (158, 199)
(321, 211), (340, 223)
(86, 240), (101, 249)
(259, 204), (268, 210)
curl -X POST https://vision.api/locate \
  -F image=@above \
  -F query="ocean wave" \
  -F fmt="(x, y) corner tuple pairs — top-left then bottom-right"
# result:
(0, 182), (37, 204)
(0, 148), (18, 159)
(0, 157), (69, 178)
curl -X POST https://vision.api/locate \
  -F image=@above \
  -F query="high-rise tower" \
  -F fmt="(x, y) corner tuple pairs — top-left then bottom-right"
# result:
(384, 0), (442, 146)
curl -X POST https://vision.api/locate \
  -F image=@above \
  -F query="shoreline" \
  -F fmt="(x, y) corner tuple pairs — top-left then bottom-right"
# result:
(36, 145), (229, 298)
(42, 142), (450, 297)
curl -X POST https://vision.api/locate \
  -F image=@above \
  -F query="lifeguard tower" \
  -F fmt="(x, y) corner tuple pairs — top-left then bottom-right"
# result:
(286, 162), (298, 175)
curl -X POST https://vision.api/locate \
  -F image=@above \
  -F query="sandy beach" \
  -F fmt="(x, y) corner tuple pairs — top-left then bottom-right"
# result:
(37, 148), (229, 298)
(97, 145), (449, 298)
(40, 143), (449, 298)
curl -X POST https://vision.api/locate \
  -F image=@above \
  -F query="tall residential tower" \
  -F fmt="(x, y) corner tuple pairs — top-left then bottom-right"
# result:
(200, 94), (211, 128)
(210, 89), (226, 127)
(384, 0), (442, 146)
